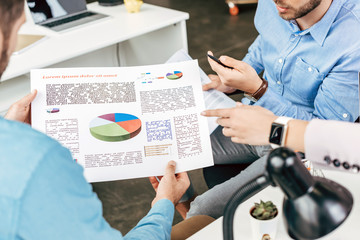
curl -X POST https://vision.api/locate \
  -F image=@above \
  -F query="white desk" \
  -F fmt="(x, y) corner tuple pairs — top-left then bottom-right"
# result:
(0, 3), (189, 115)
(189, 170), (360, 240)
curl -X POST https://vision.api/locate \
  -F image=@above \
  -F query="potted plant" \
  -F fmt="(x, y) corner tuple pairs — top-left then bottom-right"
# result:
(249, 200), (279, 240)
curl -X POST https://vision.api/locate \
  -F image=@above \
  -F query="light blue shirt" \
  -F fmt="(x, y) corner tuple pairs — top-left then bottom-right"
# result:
(0, 117), (174, 240)
(243, 0), (360, 121)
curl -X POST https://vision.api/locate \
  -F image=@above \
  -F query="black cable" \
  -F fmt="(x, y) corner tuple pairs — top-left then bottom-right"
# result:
(223, 175), (271, 240)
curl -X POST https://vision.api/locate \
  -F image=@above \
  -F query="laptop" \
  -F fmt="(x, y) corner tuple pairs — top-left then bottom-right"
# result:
(26, 0), (109, 32)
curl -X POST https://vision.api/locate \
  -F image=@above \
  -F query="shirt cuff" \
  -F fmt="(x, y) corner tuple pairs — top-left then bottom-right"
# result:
(150, 199), (175, 221)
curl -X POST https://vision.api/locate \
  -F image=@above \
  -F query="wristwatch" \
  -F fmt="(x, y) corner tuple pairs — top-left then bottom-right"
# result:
(244, 78), (268, 102)
(269, 117), (292, 149)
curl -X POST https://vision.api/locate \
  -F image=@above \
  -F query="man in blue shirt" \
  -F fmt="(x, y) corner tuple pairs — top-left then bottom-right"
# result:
(0, 1), (198, 239)
(185, 0), (360, 219)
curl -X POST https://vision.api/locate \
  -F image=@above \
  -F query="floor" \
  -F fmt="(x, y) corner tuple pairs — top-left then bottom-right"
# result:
(87, 0), (258, 235)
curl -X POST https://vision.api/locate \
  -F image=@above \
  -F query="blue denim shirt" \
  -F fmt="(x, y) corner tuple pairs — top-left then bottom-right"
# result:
(0, 117), (174, 240)
(243, 0), (360, 121)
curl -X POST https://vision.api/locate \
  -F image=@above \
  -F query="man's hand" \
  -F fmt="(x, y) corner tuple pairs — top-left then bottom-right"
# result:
(149, 161), (190, 206)
(202, 74), (237, 93)
(206, 51), (262, 94)
(201, 104), (277, 145)
(5, 90), (37, 124)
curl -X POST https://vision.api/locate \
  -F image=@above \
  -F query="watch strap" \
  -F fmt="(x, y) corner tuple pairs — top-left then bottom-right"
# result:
(245, 78), (268, 102)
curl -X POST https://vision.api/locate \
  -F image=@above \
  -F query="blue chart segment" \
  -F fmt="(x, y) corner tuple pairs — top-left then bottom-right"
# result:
(89, 113), (142, 142)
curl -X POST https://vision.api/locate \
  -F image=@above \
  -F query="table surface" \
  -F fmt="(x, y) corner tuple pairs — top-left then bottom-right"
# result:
(2, 2), (189, 81)
(189, 170), (360, 240)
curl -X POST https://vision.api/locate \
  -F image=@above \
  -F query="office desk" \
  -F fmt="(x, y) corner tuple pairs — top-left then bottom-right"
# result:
(0, 3), (189, 115)
(189, 170), (360, 239)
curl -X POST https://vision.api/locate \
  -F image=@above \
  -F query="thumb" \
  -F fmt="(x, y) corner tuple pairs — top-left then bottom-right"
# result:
(164, 160), (176, 177)
(18, 90), (37, 106)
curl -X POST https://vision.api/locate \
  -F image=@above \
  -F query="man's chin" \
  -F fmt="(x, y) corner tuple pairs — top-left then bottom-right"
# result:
(278, 13), (296, 21)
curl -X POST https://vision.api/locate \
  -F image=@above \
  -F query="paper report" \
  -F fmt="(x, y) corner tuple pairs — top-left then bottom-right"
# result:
(31, 60), (214, 182)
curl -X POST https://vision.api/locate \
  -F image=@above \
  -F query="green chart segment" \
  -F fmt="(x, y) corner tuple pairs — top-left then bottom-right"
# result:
(89, 113), (142, 142)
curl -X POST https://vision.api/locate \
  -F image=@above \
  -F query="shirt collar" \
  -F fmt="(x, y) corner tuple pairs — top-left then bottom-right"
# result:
(286, 0), (345, 46)
(309, 0), (344, 46)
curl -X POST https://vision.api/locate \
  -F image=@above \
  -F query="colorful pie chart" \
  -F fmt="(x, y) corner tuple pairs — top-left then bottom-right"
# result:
(166, 71), (183, 80)
(89, 113), (141, 142)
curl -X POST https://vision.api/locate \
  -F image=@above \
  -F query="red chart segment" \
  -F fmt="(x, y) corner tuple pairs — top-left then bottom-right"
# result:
(116, 119), (142, 138)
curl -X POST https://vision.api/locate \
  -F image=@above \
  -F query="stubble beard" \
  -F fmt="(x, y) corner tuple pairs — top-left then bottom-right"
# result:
(275, 0), (322, 20)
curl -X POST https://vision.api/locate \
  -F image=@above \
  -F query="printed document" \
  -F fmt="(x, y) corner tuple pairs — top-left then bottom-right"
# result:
(31, 60), (214, 182)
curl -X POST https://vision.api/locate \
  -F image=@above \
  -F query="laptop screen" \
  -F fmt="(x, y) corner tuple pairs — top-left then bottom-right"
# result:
(27, 0), (87, 24)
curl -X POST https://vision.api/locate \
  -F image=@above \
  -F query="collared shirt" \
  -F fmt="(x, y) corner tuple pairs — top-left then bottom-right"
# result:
(0, 117), (174, 240)
(243, 0), (360, 121)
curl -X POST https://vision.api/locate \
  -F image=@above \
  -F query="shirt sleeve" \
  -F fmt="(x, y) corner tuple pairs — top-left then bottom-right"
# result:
(17, 145), (174, 240)
(254, 51), (360, 121)
(125, 199), (174, 240)
(242, 35), (265, 74)
(305, 119), (360, 171)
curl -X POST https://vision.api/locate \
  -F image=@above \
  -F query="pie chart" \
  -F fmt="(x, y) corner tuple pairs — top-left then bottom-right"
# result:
(166, 71), (183, 80)
(89, 113), (141, 142)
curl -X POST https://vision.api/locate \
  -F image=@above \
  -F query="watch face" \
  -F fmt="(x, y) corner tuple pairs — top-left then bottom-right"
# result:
(269, 123), (284, 145)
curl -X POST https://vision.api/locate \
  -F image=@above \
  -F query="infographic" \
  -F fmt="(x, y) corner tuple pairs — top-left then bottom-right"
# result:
(31, 60), (214, 182)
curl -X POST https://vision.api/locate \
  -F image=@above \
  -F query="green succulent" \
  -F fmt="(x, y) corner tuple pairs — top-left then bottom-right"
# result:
(251, 200), (278, 220)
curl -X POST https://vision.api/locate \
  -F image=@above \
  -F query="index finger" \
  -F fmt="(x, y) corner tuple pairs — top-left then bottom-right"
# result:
(201, 108), (232, 118)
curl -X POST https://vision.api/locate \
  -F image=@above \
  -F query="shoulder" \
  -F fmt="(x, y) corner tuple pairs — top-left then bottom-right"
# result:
(0, 118), (72, 199)
(337, 0), (360, 24)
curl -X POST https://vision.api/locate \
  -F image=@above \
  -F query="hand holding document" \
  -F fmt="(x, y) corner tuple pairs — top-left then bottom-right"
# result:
(31, 60), (214, 182)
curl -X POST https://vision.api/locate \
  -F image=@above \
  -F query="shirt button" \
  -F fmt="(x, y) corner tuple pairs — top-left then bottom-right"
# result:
(278, 59), (283, 64)
(294, 34), (299, 37)
(343, 113), (348, 118)
(277, 81), (281, 85)
(308, 67), (312, 72)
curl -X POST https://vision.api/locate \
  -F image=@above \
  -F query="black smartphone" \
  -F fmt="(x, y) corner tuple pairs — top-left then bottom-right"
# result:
(207, 54), (234, 69)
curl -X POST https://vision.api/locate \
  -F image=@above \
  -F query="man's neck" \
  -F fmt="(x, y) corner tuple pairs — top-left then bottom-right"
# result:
(296, 0), (333, 30)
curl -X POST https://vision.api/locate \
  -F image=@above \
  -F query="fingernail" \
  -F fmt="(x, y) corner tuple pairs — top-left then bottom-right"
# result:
(169, 160), (176, 166)
(200, 111), (206, 116)
(208, 50), (213, 55)
(219, 56), (226, 62)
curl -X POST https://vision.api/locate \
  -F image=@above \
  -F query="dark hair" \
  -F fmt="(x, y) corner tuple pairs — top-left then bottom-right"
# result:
(0, 0), (24, 78)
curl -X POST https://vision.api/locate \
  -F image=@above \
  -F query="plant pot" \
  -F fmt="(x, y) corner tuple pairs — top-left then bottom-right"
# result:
(249, 206), (279, 240)
(124, 0), (143, 13)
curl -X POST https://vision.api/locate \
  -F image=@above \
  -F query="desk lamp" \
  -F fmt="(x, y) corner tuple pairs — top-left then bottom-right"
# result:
(223, 147), (353, 240)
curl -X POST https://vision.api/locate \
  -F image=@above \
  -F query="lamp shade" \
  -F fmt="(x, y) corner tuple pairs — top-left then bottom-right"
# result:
(223, 147), (353, 240)
(267, 148), (353, 240)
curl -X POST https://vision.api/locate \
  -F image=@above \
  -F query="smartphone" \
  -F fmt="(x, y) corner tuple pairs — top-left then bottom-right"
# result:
(207, 54), (234, 69)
